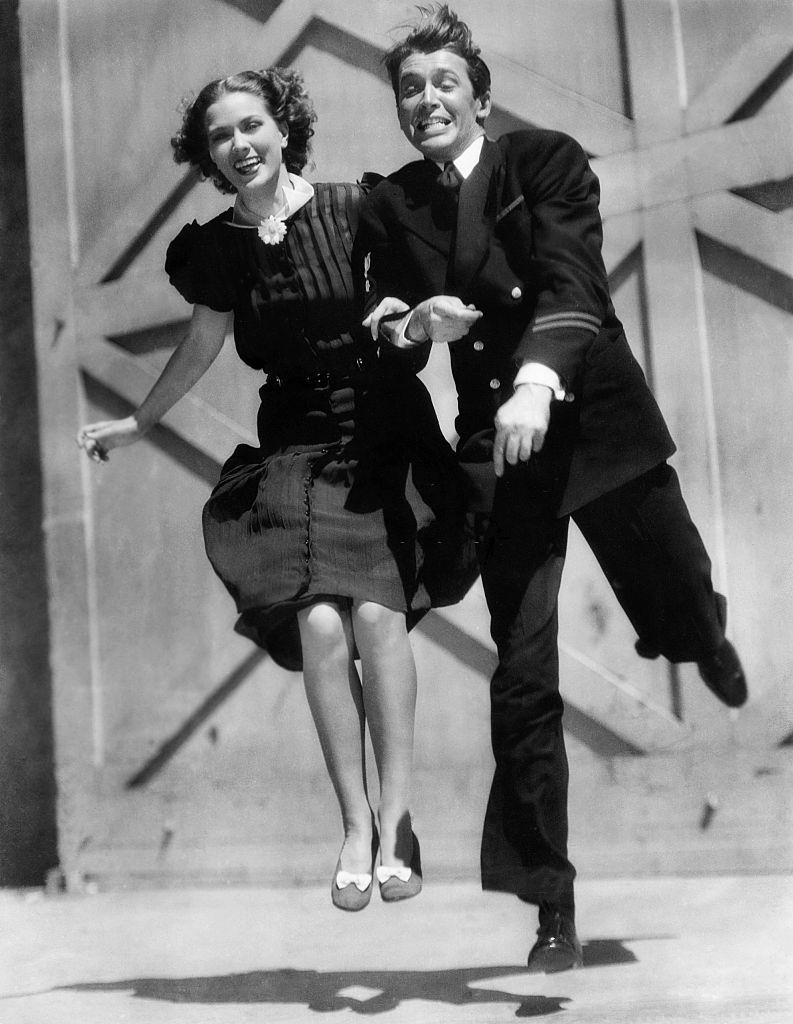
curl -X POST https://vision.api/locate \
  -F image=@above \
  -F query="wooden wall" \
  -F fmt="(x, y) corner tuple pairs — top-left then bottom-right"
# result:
(15, 0), (793, 888)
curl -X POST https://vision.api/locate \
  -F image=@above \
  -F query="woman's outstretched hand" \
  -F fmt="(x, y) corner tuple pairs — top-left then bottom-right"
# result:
(76, 416), (144, 463)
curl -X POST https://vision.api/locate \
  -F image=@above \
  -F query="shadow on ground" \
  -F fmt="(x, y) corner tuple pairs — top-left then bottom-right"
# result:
(39, 940), (641, 1017)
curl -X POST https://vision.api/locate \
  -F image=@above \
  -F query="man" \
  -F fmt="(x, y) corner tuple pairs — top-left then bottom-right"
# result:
(355, 4), (747, 972)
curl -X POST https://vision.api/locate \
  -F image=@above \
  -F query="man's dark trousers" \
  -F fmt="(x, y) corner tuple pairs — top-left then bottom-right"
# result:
(479, 452), (724, 907)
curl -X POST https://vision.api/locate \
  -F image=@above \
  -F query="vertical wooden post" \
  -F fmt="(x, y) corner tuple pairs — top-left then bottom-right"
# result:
(19, 0), (99, 880)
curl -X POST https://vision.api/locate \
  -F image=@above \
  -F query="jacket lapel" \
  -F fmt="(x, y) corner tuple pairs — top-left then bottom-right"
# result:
(395, 159), (451, 256)
(452, 138), (503, 295)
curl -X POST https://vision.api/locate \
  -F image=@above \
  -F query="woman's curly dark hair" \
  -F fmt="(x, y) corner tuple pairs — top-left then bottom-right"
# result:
(171, 67), (316, 193)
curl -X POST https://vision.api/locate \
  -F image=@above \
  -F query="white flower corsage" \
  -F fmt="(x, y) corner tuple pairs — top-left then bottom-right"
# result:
(257, 216), (287, 245)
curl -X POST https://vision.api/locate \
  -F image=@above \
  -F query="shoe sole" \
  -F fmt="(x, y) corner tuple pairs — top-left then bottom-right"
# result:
(331, 886), (372, 911)
(526, 948), (583, 973)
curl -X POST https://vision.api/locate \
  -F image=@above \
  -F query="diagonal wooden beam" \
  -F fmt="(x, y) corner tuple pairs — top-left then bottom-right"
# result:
(76, 154), (189, 288)
(425, 607), (688, 752)
(125, 649), (268, 789)
(77, 334), (257, 462)
(76, 277), (191, 338)
(686, 28), (793, 132)
(595, 111), (793, 217)
(691, 192), (793, 280)
(558, 640), (688, 751)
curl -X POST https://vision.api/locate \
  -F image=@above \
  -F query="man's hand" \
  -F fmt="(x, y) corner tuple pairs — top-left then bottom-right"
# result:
(363, 296), (411, 341)
(410, 296), (482, 343)
(364, 294), (482, 345)
(493, 383), (553, 477)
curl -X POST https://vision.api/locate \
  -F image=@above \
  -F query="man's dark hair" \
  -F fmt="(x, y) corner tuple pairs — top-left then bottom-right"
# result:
(383, 4), (491, 102)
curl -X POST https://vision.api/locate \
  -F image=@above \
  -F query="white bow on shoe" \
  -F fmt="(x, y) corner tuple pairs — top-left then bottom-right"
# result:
(335, 870), (373, 892)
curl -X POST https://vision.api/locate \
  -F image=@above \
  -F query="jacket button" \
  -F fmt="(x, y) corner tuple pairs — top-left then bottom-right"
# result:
(510, 286), (522, 300)
(473, 340), (484, 351)
(489, 378), (501, 390)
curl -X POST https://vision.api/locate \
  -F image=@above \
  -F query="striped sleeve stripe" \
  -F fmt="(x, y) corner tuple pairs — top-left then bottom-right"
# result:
(534, 311), (601, 327)
(532, 318), (600, 335)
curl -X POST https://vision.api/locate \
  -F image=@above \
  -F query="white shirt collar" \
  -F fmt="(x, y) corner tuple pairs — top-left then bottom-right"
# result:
(232, 172), (314, 228)
(276, 173), (314, 218)
(433, 135), (485, 180)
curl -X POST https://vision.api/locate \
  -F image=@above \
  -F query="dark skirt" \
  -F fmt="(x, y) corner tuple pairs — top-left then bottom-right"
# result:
(202, 374), (478, 670)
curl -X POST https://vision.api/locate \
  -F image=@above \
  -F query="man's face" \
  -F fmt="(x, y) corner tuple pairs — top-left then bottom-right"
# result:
(397, 49), (491, 163)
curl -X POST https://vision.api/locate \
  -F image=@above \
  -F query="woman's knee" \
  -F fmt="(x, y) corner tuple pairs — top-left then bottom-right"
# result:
(352, 601), (408, 648)
(298, 601), (351, 656)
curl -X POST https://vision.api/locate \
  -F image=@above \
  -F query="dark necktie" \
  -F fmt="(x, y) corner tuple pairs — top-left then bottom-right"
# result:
(432, 160), (463, 229)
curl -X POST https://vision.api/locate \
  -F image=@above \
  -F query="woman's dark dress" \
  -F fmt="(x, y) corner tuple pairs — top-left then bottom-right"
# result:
(165, 181), (476, 670)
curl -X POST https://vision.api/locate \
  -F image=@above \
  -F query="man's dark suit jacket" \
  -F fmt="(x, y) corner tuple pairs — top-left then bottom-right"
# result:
(355, 130), (676, 517)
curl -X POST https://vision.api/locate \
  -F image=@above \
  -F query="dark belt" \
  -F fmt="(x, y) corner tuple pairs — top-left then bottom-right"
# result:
(265, 356), (370, 391)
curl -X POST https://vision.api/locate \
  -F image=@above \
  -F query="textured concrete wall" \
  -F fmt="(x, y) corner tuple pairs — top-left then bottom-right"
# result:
(0, 2), (58, 885)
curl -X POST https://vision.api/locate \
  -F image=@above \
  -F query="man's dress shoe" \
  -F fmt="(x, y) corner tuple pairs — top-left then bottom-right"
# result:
(634, 594), (747, 708)
(697, 639), (747, 708)
(527, 907), (583, 973)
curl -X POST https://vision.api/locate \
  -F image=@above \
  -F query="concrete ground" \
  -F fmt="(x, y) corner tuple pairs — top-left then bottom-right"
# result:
(1, 875), (792, 1024)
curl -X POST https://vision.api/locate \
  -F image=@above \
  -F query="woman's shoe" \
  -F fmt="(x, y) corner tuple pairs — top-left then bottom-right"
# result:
(377, 831), (422, 902)
(331, 833), (378, 912)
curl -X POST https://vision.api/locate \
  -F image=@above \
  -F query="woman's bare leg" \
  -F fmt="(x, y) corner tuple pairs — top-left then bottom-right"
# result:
(352, 601), (417, 867)
(298, 601), (374, 873)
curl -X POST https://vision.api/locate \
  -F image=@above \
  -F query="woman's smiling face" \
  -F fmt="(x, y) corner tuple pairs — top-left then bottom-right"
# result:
(205, 91), (287, 194)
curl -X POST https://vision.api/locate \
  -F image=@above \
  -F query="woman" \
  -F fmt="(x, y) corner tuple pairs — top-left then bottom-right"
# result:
(77, 68), (475, 910)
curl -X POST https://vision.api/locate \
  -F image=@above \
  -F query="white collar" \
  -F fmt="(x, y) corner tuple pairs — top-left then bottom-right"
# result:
(276, 173), (314, 218)
(233, 173), (314, 226)
(433, 136), (485, 180)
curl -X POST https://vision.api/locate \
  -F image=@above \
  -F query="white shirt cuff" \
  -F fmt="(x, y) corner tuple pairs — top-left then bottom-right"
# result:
(390, 311), (425, 348)
(513, 362), (566, 400)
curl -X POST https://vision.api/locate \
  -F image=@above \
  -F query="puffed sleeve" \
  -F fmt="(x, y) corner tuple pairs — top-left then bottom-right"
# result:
(358, 171), (384, 195)
(164, 218), (238, 312)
